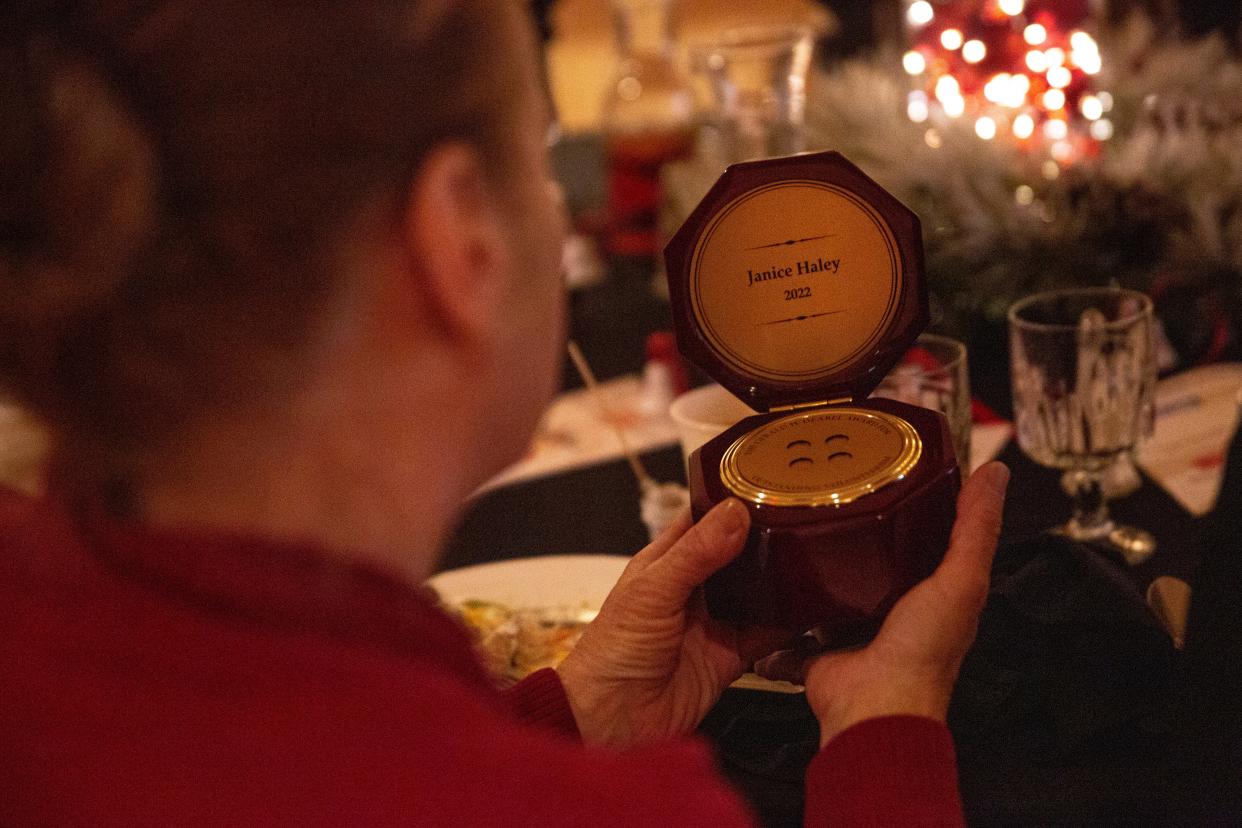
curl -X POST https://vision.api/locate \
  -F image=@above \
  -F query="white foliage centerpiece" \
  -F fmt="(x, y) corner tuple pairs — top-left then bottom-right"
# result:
(666, 13), (1242, 367)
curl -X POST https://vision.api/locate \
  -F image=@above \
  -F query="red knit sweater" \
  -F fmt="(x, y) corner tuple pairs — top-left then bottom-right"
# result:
(0, 488), (964, 826)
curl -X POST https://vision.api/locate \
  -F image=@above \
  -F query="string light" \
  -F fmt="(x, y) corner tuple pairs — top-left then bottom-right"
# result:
(935, 73), (966, 117)
(983, 74), (1008, 104)
(1044, 118), (1068, 140)
(1080, 95), (1104, 120)
(902, 0), (1107, 163)
(1070, 31), (1096, 52)
(1047, 66), (1072, 89)
(1007, 73), (1031, 104)
(1071, 30), (1102, 74)
(935, 74), (961, 102)
(962, 40), (987, 63)
(1076, 50), (1102, 75)
(908, 91), (930, 122)
(907, 1), (934, 26)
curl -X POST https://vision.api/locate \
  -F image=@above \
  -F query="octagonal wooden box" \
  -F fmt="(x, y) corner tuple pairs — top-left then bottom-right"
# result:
(664, 151), (960, 638)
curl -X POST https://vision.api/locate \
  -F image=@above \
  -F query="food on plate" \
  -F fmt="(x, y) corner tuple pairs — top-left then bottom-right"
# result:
(449, 599), (593, 682)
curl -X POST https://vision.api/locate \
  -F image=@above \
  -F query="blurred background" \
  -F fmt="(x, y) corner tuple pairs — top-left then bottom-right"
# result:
(524, 0), (1242, 404)
(540, 0), (1238, 134)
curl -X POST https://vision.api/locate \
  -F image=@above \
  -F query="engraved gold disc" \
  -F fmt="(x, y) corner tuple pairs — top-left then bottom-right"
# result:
(720, 408), (922, 507)
(688, 181), (903, 386)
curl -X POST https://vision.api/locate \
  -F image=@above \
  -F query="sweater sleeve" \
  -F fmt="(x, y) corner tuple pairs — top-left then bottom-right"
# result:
(500, 667), (581, 740)
(803, 715), (965, 827)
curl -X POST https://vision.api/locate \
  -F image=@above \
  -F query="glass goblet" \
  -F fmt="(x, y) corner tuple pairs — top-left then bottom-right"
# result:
(1008, 287), (1158, 564)
(871, 333), (972, 471)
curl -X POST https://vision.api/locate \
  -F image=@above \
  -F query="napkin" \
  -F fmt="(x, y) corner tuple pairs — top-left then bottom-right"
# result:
(1174, 422), (1242, 770)
(1187, 420), (1242, 690)
(950, 533), (1180, 764)
(1136, 363), (1242, 515)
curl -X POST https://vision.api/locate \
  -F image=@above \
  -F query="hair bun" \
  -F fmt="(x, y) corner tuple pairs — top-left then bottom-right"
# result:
(1, 1), (77, 46)
(0, 32), (157, 405)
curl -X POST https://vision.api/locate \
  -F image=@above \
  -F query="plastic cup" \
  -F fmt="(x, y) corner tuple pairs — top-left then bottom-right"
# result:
(871, 334), (971, 468)
(668, 383), (757, 470)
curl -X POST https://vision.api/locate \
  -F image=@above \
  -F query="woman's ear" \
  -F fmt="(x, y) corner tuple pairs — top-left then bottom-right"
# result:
(400, 144), (512, 343)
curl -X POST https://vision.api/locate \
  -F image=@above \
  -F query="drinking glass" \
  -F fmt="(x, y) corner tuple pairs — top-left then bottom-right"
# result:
(701, 24), (815, 163)
(871, 334), (972, 470)
(602, 0), (697, 259)
(1008, 287), (1158, 563)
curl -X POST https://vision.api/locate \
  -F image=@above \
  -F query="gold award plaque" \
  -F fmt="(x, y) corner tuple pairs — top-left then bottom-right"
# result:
(720, 408), (922, 507)
(689, 181), (904, 386)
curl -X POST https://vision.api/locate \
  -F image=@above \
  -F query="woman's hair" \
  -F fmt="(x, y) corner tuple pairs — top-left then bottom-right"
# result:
(0, 0), (528, 488)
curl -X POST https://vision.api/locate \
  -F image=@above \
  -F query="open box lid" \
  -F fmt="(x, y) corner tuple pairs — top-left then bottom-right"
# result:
(664, 151), (927, 413)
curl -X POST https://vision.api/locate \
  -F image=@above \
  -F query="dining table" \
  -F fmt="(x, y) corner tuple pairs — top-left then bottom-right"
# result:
(438, 127), (1242, 821)
(443, 443), (1225, 818)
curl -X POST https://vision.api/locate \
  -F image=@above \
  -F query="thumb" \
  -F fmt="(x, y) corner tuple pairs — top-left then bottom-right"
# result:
(645, 498), (750, 607)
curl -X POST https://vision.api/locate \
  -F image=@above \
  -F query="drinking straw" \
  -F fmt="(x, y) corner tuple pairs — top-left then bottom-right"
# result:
(566, 340), (656, 492)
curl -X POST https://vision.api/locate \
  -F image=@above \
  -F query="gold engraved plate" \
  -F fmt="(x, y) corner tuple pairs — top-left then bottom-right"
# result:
(720, 408), (922, 507)
(689, 181), (903, 386)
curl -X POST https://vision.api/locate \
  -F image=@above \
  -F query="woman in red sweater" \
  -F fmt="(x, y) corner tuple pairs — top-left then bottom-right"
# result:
(0, 1), (1007, 824)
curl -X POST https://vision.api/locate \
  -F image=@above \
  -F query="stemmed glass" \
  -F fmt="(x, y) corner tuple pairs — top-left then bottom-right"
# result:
(1008, 287), (1158, 564)
(701, 24), (816, 163)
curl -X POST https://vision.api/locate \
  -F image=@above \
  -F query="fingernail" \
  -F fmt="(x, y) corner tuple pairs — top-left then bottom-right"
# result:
(715, 498), (748, 539)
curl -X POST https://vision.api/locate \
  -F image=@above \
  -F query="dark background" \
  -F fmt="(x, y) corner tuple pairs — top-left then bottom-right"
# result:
(530, 0), (1242, 54)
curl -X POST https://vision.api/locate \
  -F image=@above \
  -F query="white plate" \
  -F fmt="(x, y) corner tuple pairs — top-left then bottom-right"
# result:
(428, 554), (630, 621)
(428, 554), (803, 694)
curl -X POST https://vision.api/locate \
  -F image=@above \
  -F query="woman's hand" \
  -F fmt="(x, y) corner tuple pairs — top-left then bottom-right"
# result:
(557, 498), (784, 746)
(557, 461), (1008, 749)
(757, 462), (1010, 747)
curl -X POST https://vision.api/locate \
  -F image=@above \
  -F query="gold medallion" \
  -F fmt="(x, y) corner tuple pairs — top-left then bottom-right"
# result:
(720, 408), (922, 507)
(687, 180), (904, 387)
